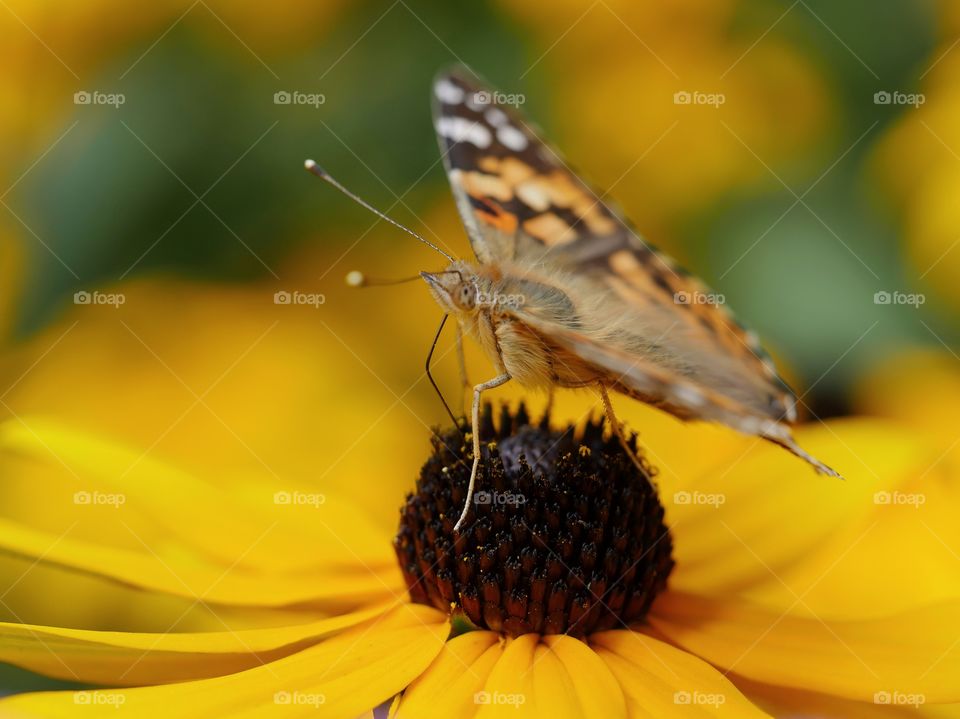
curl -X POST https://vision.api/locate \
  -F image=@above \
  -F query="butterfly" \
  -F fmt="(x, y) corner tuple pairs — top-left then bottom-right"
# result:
(309, 67), (840, 533)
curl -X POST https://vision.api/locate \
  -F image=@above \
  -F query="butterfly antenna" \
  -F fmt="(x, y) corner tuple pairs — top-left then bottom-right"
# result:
(304, 160), (455, 263)
(345, 271), (422, 288)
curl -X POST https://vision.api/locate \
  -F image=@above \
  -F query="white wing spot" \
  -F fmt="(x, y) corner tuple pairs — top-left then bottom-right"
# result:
(739, 416), (765, 435)
(465, 92), (487, 111)
(434, 79), (465, 104)
(497, 125), (528, 151)
(673, 384), (705, 408)
(785, 396), (798, 422)
(485, 108), (508, 126)
(758, 419), (785, 437)
(436, 117), (492, 149)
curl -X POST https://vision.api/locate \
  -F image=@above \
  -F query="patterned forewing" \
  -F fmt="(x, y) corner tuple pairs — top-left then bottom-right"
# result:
(433, 68), (796, 425)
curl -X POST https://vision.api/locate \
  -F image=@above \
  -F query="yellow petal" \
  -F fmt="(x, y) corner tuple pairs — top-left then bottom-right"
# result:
(0, 604), (449, 719)
(541, 635), (626, 719)
(852, 349), (960, 444)
(0, 551), (272, 633)
(747, 458), (960, 619)
(741, 676), (955, 718)
(529, 644), (580, 719)
(664, 418), (929, 596)
(649, 591), (960, 703)
(925, 705), (960, 718)
(450, 632), (629, 719)
(0, 517), (402, 608)
(392, 631), (502, 718)
(0, 603), (389, 685)
(0, 417), (391, 573)
(592, 629), (770, 718)
(0, 278), (431, 531)
(476, 633), (539, 718)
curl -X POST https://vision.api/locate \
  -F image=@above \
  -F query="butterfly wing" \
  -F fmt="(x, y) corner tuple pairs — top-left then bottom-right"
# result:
(432, 68), (836, 476)
(432, 69), (629, 263)
(505, 301), (837, 476)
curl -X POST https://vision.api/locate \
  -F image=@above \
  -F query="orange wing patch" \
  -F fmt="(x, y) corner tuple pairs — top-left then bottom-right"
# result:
(523, 213), (576, 245)
(477, 199), (519, 234)
(478, 156), (536, 185)
(456, 155), (618, 247)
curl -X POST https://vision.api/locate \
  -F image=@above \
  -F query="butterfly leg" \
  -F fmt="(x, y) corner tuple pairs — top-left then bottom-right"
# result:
(453, 372), (511, 532)
(598, 384), (648, 475)
(425, 314), (460, 430)
(455, 323), (470, 417)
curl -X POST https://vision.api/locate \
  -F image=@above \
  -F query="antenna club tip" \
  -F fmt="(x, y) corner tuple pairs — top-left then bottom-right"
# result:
(345, 270), (365, 287)
(304, 159), (324, 175)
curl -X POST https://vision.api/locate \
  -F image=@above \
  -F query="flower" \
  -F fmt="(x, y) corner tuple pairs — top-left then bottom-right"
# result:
(874, 0), (960, 313)
(395, 408), (675, 638)
(496, 0), (828, 243)
(0, 391), (957, 717)
(0, 275), (426, 633)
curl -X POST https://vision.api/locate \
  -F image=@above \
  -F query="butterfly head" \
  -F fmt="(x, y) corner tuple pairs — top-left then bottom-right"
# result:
(420, 264), (484, 315)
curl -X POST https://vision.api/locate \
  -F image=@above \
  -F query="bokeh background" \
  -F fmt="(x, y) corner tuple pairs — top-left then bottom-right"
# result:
(1, 0), (959, 696)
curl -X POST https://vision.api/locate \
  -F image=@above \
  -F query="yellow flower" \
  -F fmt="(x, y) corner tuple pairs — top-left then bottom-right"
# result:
(0, 0), (343, 176)
(496, 0), (827, 245)
(0, 275), (423, 633)
(874, 1), (960, 312)
(853, 347), (960, 446)
(0, 287), (957, 716)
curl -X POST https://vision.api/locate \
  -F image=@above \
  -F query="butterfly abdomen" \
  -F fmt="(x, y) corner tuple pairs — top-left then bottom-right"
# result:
(490, 314), (603, 392)
(491, 317), (554, 389)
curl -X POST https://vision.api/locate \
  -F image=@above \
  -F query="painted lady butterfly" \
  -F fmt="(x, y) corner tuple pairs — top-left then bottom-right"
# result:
(310, 67), (840, 532)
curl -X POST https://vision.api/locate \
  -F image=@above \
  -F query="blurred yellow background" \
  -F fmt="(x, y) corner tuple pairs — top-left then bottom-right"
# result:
(1, 0), (959, 694)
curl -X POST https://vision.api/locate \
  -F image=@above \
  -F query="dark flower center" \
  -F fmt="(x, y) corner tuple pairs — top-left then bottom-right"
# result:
(394, 404), (674, 638)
